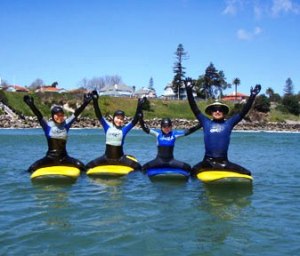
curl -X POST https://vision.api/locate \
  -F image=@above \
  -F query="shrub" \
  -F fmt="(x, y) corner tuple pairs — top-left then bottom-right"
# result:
(282, 95), (300, 116)
(253, 95), (270, 113)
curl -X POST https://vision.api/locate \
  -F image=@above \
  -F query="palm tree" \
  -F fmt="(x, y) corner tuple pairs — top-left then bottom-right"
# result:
(266, 87), (274, 98)
(233, 78), (241, 101)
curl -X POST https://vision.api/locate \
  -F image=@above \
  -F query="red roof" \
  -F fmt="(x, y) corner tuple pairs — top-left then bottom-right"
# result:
(12, 85), (29, 92)
(36, 86), (62, 92)
(222, 92), (248, 101)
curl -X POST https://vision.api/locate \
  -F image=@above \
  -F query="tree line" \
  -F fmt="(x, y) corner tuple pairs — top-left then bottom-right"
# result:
(1, 43), (299, 116)
(171, 44), (300, 116)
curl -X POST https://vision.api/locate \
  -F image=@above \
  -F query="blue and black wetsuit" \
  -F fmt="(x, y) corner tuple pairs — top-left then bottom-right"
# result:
(186, 85), (260, 176)
(86, 96), (142, 170)
(140, 118), (201, 172)
(24, 96), (91, 173)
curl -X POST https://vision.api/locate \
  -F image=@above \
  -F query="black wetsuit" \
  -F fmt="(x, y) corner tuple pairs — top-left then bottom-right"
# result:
(186, 86), (259, 176)
(140, 118), (201, 172)
(86, 97), (142, 170)
(25, 100), (90, 173)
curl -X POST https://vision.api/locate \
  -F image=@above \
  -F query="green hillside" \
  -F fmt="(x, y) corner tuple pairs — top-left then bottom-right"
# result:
(1, 91), (300, 122)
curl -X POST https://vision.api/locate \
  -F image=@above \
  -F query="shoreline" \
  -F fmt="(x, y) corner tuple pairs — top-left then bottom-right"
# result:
(1, 115), (299, 133)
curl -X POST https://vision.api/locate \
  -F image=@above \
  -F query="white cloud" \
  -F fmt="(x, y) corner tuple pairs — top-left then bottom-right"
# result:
(223, 0), (300, 18)
(237, 26), (262, 40)
(223, 0), (242, 15)
(271, 0), (300, 16)
(254, 5), (263, 19)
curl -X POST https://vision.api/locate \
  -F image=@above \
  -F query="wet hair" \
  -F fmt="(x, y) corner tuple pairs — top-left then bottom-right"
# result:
(51, 105), (64, 116)
(113, 110), (125, 118)
(161, 118), (172, 127)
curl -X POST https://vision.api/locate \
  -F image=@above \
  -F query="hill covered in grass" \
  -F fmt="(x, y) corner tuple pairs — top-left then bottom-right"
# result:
(1, 91), (300, 125)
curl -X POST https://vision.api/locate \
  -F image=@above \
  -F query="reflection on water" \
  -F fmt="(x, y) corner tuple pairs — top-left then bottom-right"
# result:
(32, 183), (73, 229)
(1, 130), (300, 255)
(88, 176), (125, 187)
(199, 183), (253, 220)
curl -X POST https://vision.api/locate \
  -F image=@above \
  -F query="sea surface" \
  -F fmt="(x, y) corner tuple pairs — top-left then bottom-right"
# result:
(0, 128), (300, 256)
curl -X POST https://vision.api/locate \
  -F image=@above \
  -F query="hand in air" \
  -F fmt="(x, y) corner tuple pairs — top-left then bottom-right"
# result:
(91, 90), (99, 100)
(184, 77), (194, 90)
(137, 111), (143, 120)
(23, 95), (34, 105)
(250, 84), (261, 96)
(138, 96), (147, 107)
(83, 93), (93, 104)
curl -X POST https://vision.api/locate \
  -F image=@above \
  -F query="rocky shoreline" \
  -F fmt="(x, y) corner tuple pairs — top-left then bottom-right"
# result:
(1, 115), (299, 132)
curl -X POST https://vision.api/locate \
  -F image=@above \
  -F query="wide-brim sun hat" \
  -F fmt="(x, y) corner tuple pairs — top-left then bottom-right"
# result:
(205, 101), (229, 115)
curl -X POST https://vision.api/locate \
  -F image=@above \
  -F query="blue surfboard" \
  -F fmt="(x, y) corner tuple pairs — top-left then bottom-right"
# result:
(146, 167), (190, 181)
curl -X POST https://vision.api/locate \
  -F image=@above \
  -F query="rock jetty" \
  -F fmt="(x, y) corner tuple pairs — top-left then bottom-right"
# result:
(0, 115), (299, 132)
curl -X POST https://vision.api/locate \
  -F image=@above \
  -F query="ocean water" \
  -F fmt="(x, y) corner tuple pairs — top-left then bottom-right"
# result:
(0, 128), (300, 256)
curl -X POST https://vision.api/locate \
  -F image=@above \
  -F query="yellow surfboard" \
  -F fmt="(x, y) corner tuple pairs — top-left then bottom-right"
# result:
(31, 166), (80, 181)
(87, 165), (134, 177)
(197, 170), (253, 184)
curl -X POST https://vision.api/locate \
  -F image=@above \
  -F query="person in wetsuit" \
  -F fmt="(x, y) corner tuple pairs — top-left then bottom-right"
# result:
(184, 78), (261, 176)
(139, 114), (201, 172)
(23, 94), (92, 172)
(86, 90), (144, 170)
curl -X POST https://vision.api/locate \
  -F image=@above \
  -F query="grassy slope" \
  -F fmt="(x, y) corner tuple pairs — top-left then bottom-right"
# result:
(2, 91), (300, 122)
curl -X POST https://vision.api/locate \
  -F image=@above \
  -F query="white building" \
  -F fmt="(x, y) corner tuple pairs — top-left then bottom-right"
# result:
(99, 84), (134, 97)
(162, 83), (176, 99)
(134, 87), (157, 98)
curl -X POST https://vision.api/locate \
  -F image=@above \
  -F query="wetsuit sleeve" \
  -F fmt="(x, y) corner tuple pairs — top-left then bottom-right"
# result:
(65, 114), (77, 129)
(93, 97), (103, 119)
(90, 93), (109, 130)
(74, 93), (92, 118)
(23, 95), (47, 128)
(240, 84), (261, 119)
(239, 95), (256, 119)
(233, 84), (261, 125)
(185, 83), (201, 117)
(131, 98), (144, 127)
(184, 122), (202, 136)
(139, 113), (150, 134)
(149, 129), (159, 137)
(24, 97), (43, 121)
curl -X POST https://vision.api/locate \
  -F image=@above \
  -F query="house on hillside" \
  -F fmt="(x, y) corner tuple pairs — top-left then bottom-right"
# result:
(134, 87), (157, 98)
(162, 83), (176, 100)
(222, 91), (248, 103)
(67, 88), (90, 95)
(161, 83), (190, 100)
(99, 84), (134, 97)
(35, 85), (65, 93)
(5, 85), (29, 93)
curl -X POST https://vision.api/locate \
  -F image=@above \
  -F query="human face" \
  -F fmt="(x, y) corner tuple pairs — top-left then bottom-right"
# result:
(53, 112), (65, 124)
(211, 107), (225, 120)
(161, 125), (172, 134)
(113, 115), (125, 127)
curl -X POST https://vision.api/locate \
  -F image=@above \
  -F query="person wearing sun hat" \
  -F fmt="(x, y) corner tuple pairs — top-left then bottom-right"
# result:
(205, 101), (229, 115)
(184, 77), (261, 176)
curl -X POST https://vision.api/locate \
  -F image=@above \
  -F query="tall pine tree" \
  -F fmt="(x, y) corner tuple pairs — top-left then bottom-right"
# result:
(172, 44), (188, 100)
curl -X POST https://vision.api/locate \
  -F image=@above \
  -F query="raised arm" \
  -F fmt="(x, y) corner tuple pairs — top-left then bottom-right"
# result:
(131, 97), (146, 126)
(239, 84), (261, 118)
(139, 110), (150, 134)
(89, 90), (103, 119)
(74, 93), (92, 118)
(184, 122), (202, 136)
(23, 95), (43, 122)
(184, 78), (201, 117)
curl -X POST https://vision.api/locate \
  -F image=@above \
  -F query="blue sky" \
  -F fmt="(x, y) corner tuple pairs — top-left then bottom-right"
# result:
(1, 0), (299, 96)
